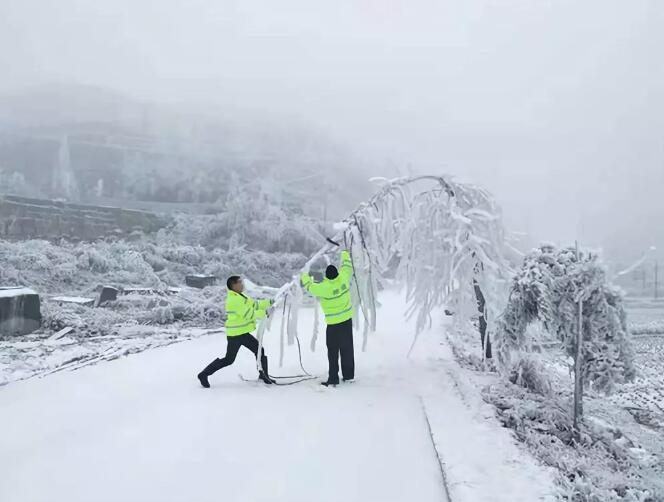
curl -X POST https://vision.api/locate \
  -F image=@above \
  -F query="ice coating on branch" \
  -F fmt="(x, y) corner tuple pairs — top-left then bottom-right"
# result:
(257, 175), (511, 366)
(310, 303), (320, 352)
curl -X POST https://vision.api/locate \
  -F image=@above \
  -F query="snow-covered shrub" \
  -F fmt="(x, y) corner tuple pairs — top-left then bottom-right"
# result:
(41, 301), (128, 335)
(145, 305), (174, 325)
(156, 243), (205, 267)
(163, 182), (323, 256)
(77, 246), (112, 273)
(446, 324), (498, 372)
(0, 235), (305, 293)
(508, 354), (552, 396)
(496, 244), (636, 394)
(483, 383), (664, 501)
(41, 302), (86, 331)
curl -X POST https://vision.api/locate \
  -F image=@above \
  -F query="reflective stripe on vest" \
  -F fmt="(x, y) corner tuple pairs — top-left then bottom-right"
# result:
(321, 287), (348, 301)
(225, 320), (255, 330)
(325, 305), (353, 320)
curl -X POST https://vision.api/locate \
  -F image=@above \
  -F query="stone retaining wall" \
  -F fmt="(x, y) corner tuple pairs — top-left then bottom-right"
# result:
(0, 194), (166, 240)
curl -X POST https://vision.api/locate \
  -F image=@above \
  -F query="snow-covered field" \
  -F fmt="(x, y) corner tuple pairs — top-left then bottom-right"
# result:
(610, 335), (664, 416)
(611, 300), (664, 426)
(626, 298), (664, 336)
(0, 290), (556, 502)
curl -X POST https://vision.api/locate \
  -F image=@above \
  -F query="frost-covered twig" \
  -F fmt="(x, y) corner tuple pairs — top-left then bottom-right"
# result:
(256, 175), (510, 369)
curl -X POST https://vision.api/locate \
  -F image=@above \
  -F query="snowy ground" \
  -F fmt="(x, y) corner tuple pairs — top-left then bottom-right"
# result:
(0, 289), (556, 502)
(0, 325), (215, 386)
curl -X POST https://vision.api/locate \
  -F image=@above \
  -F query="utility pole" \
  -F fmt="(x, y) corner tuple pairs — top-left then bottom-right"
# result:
(655, 260), (659, 300)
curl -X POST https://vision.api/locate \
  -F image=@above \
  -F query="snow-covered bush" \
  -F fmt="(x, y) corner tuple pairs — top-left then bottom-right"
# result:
(483, 382), (664, 501)
(163, 182), (324, 255)
(0, 236), (306, 293)
(495, 244), (636, 393)
(508, 354), (553, 396)
(41, 301), (129, 335)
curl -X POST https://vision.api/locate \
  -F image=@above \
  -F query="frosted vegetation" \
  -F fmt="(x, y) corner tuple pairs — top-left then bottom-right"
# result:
(0, 186), (323, 333)
(497, 244), (636, 393)
(485, 245), (660, 500)
(1, 174), (661, 499)
(259, 175), (510, 365)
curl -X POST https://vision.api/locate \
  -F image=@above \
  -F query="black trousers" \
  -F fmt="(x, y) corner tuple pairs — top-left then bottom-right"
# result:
(200, 333), (268, 377)
(326, 319), (354, 384)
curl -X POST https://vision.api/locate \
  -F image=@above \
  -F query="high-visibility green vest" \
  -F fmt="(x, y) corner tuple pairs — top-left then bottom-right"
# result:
(301, 250), (353, 325)
(225, 289), (271, 337)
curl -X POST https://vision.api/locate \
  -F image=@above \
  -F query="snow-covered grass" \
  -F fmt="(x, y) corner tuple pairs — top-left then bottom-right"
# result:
(482, 381), (664, 501)
(449, 324), (664, 500)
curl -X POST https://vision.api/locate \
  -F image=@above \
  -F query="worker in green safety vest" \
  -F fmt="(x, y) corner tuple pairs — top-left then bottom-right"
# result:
(301, 249), (354, 386)
(197, 275), (274, 388)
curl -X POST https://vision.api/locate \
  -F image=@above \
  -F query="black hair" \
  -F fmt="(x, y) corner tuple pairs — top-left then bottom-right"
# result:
(227, 275), (241, 290)
(325, 265), (339, 280)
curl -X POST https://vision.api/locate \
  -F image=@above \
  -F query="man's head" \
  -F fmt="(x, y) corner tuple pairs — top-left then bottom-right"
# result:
(227, 275), (244, 293)
(325, 265), (339, 280)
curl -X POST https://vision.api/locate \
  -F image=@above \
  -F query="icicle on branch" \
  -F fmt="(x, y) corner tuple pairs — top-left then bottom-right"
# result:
(256, 175), (510, 370)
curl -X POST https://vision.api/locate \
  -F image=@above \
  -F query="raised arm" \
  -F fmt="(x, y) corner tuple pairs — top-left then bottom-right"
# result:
(338, 250), (353, 284)
(300, 272), (325, 298)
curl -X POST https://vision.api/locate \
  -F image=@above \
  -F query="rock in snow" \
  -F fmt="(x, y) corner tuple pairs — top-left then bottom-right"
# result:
(0, 287), (41, 335)
(185, 274), (217, 289)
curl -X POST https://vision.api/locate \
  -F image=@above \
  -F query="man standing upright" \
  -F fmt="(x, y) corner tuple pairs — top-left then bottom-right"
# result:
(197, 276), (273, 388)
(300, 249), (354, 386)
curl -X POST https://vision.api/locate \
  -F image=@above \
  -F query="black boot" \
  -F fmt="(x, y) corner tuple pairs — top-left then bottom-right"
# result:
(198, 372), (210, 388)
(259, 371), (273, 385)
(321, 380), (338, 387)
(198, 358), (224, 388)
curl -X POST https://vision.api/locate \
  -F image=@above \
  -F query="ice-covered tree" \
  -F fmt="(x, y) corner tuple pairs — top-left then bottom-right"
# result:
(495, 244), (636, 394)
(256, 175), (511, 366)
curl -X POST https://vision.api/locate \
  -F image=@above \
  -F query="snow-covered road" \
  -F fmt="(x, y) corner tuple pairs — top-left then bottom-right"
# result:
(0, 290), (555, 502)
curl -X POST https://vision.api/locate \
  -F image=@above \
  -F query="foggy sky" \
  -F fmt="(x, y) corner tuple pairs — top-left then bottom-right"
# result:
(1, 0), (663, 261)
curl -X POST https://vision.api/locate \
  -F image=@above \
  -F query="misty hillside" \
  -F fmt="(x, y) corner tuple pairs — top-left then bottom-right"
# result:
(0, 84), (371, 219)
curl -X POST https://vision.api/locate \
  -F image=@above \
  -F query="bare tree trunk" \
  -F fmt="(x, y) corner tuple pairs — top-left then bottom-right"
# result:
(473, 279), (492, 359)
(573, 241), (584, 436)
